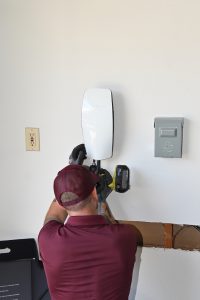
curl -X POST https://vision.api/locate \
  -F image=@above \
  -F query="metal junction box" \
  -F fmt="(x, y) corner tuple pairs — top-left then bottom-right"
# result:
(154, 117), (184, 158)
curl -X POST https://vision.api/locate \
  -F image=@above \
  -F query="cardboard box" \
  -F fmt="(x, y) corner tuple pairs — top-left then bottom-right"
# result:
(0, 239), (50, 300)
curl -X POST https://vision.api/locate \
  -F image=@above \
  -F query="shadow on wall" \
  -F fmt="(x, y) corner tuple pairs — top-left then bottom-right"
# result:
(129, 247), (142, 300)
(111, 90), (128, 159)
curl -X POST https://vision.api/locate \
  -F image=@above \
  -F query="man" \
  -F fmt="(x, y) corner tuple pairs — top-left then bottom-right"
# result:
(38, 164), (141, 300)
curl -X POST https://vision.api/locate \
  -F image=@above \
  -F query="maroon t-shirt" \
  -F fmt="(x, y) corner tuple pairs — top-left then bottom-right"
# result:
(38, 215), (137, 300)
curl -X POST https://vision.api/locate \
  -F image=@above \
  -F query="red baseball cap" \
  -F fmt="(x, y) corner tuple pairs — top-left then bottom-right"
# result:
(54, 165), (99, 207)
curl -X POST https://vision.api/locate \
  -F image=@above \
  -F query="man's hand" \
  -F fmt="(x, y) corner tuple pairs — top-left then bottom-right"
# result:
(69, 144), (87, 165)
(96, 168), (113, 203)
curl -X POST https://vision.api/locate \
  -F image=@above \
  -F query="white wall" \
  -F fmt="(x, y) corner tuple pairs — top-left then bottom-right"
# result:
(130, 247), (200, 300)
(1, 1), (200, 299)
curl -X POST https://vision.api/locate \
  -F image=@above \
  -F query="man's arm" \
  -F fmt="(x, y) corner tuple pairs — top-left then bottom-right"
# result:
(102, 201), (119, 224)
(43, 199), (68, 225)
(102, 201), (143, 245)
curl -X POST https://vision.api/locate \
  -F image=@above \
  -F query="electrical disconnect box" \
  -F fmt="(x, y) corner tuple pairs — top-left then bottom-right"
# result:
(154, 117), (184, 158)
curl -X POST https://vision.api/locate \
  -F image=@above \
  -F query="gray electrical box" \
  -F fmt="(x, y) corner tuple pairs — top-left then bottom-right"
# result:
(154, 117), (184, 158)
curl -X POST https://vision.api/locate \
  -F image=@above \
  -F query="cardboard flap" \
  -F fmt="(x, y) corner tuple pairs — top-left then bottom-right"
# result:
(0, 238), (38, 261)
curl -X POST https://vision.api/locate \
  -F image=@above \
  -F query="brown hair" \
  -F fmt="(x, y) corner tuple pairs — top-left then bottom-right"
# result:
(61, 192), (92, 212)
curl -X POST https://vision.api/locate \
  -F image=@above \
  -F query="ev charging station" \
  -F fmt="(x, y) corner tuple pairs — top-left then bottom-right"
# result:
(82, 88), (114, 160)
(65, 87), (130, 212)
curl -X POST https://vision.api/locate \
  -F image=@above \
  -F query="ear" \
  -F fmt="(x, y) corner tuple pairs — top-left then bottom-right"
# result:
(91, 187), (98, 199)
(91, 188), (98, 207)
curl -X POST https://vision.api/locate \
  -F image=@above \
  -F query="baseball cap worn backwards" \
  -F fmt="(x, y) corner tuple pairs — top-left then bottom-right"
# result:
(54, 165), (99, 207)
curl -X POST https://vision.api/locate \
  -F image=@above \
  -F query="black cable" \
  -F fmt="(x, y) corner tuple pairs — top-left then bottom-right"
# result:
(97, 160), (101, 174)
(39, 289), (49, 300)
(173, 225), (200, 248)
(193, 225), (200, 233)
(172, 225), (190, 247)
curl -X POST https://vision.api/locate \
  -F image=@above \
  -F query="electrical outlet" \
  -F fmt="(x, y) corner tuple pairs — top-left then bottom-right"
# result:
(25, 128), (40, 151)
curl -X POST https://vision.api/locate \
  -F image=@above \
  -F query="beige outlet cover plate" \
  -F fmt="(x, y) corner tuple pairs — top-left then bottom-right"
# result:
(25, 128), (40, 151)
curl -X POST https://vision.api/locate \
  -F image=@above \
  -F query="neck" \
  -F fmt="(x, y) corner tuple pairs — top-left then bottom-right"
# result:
(68, 208), (98, 217)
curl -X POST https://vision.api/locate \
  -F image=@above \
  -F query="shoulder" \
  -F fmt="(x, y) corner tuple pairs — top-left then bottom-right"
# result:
(109, 223), (143, 246)
(38, 220), (67, 262)
(38, 220), (63, 245)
